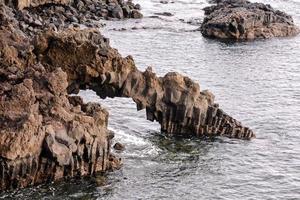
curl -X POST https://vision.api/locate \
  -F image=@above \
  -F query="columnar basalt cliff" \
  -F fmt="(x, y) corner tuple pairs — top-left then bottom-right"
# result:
(0, 3), (121, 191)
(34, 29), (255, 140)
(1, 0), (254, 192)
(201, 0), (299, 40)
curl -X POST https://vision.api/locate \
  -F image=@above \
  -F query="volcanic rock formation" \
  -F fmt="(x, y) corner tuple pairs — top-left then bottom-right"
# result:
(8, 0), (143, 37)
(0, 1), (254, 192)
(0, 4), (122, 191)
(33, 28), (255, 140)
(201, 0), (299, 40)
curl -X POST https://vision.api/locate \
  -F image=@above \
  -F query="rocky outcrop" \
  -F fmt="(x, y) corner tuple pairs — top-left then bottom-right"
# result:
(201, 0), (299, 40)
(33, 28), (255, 140)
(10, 0), (71, 10)
(0, 0), (254, 191)
(0, 4), (121, 191)
(5, 0), (142, 37)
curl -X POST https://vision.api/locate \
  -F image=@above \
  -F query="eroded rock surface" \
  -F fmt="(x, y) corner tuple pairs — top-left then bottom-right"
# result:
(5, 0), (142, 37)
(33, 28), (255, 140)
(5, 0), (71, 10)
(201, 0), (299, 40)
(0, 4), (120, 191)
(1, 0), (254, 191)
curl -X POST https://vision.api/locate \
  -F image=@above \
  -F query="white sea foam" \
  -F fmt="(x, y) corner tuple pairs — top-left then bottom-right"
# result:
(110, 127), (161, 158)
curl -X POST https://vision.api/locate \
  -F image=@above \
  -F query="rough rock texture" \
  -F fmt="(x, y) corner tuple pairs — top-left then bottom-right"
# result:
(11, 0), (71, 10)
(34, 28), (255, 140)
(201, 0), (299, 40)
(6, 0), (143, 37)
(0, 0), (254, 191)
(113, 142), (125, 151)
(0, 4), (120, 191)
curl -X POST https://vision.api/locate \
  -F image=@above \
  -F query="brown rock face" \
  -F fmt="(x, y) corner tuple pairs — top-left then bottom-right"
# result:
(34, 28), (255, 140)
(0, 1), (254, 191)
(4, 0), (143, 37)
(15, 0), (71, 10)
(0, 4), (119, 191)
(201, 0), (300, 40)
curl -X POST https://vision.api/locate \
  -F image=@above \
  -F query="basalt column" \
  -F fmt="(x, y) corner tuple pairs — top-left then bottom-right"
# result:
(0, 8), (120, 190)
(35, 28), (255, 140)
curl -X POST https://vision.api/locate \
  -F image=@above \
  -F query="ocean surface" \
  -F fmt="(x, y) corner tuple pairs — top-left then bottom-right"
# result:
(2, 0), (300, 199)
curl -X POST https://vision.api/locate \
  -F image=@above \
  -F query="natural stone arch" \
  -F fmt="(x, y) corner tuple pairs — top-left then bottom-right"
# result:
(35, 28), (255, 140)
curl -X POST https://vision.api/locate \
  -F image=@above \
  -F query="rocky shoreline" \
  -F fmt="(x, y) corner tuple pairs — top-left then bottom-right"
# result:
(10, 0), (143, 36)
(0, 0), (273, 192)
(201, 0), (299, 40)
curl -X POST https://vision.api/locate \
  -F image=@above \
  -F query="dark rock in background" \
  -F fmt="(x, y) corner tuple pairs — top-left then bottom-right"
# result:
(201, 0), (299, 40)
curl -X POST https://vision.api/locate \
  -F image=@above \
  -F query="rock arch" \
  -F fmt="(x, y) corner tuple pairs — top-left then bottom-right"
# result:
(0, 5), (254, 190)
(36, 30), (255, 139)
(35, 28), (255, 140)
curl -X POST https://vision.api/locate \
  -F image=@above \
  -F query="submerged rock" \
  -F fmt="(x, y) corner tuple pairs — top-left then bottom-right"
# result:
(113, 143), (126, 151)
(154, 12), (174, 17)
(201, 0), (300, 40)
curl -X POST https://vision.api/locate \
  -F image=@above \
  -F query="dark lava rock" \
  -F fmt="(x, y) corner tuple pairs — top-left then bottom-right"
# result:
(113, 142), (126, 151)
(134, 3), (141, 10)
(111, 5), (124, 19)
(207, 0), (248, 4)
(159, 0), (175, 4)
(122, 5), (131, 18)
(160, 0), (169, 4)
(8, 0), (144, 35)
(154, 12), (174, 17)
(201, 0), (300, 40)
(131, 9), (143, 19)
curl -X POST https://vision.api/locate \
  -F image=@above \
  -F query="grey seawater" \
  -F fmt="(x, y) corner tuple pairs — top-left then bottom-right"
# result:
(2, 0), (300, 199)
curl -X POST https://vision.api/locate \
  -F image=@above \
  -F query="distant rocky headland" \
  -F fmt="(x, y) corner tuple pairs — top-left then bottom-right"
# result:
(2, 0), (298, 192)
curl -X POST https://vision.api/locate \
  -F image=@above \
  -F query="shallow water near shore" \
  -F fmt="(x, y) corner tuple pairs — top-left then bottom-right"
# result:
(2, 0), (300, 199)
